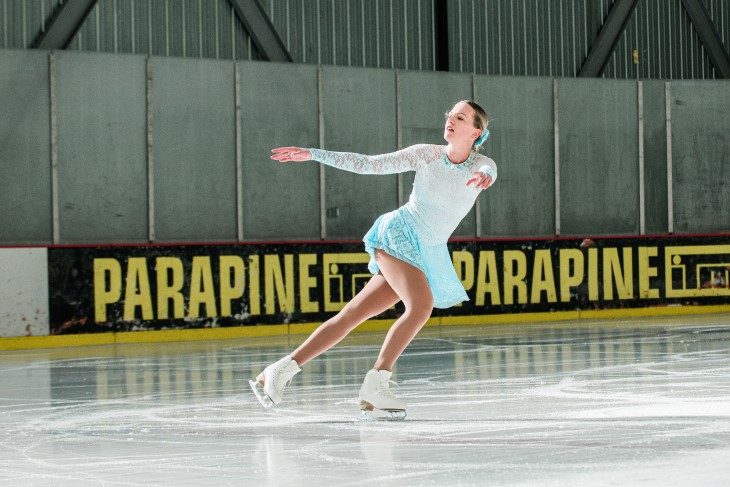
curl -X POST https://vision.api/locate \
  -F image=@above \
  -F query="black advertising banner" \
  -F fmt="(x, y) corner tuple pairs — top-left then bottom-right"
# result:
(48, 236), (730, 334)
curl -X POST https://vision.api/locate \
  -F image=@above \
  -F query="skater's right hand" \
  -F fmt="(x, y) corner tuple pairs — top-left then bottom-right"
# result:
(271, 147), (311, 162)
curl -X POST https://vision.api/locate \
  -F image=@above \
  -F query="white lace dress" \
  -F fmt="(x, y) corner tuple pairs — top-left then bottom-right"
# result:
(309, 144), (498, 308)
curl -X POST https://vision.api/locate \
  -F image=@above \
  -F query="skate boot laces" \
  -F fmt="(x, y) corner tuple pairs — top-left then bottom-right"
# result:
(268, 358), (300, 393)
(273, 367), (295, 389)
(378, 378), (399, 399)
(250, 356), (301, 408)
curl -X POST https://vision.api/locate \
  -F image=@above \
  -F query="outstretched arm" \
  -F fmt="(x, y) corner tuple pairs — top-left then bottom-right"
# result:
(271, 145), (436, 175)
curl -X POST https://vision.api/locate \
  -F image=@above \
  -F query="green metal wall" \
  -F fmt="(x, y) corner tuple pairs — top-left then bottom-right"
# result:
(670, 80), (730, 233)
(0, 49), (51, 243)
(0, 48), (728, 245)
(55, 51), (148, 243)
(322, 66), (400, 239)
(238, 62), (321, 240)
(476, 76), (555, 237)
(151, 57), (238, 242)
(558, 78), (641, 235)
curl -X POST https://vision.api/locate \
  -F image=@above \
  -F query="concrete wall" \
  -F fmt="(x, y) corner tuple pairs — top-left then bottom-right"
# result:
(1, 48), (729, 246)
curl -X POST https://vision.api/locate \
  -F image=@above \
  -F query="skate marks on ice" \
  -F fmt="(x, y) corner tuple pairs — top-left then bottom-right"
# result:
(0, 315), (729, 485)
(0, 371), (356, 485)
(351, 318), (730, 486)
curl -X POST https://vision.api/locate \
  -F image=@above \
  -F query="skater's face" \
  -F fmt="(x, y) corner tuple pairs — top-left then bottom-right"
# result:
(443, 101), (483, 147)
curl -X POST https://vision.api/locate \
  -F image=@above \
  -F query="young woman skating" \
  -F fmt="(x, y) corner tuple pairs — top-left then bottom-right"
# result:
(251, 100), (497, 419)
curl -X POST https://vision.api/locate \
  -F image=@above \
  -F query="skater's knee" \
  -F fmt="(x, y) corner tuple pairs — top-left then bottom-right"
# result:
(403, 292), (433, 316)
(402, 299), (433, 324)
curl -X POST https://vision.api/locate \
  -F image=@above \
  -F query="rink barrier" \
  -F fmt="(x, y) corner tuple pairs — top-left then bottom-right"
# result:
(1, 234), (729, 350)
(2, 304), (730, 351)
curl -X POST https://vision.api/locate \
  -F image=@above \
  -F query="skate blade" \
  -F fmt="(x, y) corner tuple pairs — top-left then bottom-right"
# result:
(249, 379), (274, 408)
(359, 409), (407, 421)
(359, 401), (406, 421)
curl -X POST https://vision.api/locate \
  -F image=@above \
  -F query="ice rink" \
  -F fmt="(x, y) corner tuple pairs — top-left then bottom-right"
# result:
(1, 313), (729, 486)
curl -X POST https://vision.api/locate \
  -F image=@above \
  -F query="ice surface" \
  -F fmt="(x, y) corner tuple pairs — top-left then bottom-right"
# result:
(1, 314), (729, 486)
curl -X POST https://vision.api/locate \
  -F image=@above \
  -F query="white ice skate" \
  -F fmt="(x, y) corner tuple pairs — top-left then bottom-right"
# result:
(358, 369), (407, 421)
(249, 355), (301, 408)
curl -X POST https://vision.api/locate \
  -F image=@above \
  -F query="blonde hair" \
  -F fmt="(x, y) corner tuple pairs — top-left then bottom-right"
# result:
(464, 100), (488, 130)
(456, 100), (490, 150)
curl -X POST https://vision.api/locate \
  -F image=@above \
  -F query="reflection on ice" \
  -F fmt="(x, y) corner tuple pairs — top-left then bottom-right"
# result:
(1, 314), (729, 486)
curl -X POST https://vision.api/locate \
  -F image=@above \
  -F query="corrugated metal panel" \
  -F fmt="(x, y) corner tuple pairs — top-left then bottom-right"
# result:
(605, 0), (716, 80)
(3, 0), (729, 79)
(1, 0), (60, 48)
(258, 0), (434, 70)
(52, 0), (431, 69)
(66, 0), (260, 60)
(448, 0), (730, 80)
(705, 0), (730, 70)
(448, 0), (606, 77)
(708, 0), (730, 44)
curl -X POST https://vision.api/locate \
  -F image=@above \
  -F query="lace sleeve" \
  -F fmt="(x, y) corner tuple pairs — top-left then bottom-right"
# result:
(308, 144), (437, 175)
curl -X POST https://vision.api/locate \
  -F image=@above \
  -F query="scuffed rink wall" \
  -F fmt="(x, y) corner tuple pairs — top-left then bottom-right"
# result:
(1, 235), (728, 345)
(50, 237), (730, 334)
(0, 249), (49, 337)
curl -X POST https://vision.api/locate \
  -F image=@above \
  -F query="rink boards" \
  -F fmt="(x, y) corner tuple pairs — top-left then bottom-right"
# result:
(1, 234), (729, 348)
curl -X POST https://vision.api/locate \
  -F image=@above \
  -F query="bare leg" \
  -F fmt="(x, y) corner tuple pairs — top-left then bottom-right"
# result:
(372, 250), (434, 371)
(290, 274), (400, 366)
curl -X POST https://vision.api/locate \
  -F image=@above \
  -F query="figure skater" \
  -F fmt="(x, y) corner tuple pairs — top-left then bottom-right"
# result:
(250, 100), (497, 419)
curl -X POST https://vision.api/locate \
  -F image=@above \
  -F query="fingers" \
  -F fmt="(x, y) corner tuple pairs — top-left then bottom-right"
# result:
(270, 147), (310, 162)
(479, 175), (493, 189)
(466, 173), (493, 190)
(271, 147), (299, 155)
(270, 147), (299, 161)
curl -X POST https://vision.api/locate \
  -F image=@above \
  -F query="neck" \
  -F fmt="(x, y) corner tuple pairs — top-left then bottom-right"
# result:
(445, 142), (473, 163)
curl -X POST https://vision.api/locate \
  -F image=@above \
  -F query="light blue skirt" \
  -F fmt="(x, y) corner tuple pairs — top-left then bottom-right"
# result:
(362, 209), (468, 309)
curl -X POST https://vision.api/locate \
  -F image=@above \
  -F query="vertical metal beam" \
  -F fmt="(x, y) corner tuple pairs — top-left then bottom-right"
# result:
(318, 66), (326, 240)
(665, 82), (674, 234)
(553, 79), (561, 237)
(33, 0), (98, 49)
(227, 0), (292, 62)
(434, 0), (449, 71)
(146, 58), (155, 243)
(235, 62), (244, 242)
(49, 53), (59, 244)
(578, 0), (639, 77)
(638, 81), (645, 235)
(680, 0), (730, 78)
